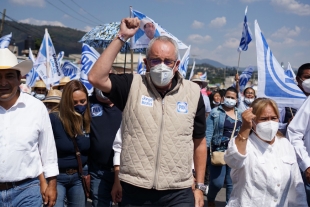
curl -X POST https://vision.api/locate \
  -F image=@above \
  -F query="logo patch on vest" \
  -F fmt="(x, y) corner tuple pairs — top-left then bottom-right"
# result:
(177, 102), (188, 114)
(91, 104), (103, 117)
(141, 95), (153, 107)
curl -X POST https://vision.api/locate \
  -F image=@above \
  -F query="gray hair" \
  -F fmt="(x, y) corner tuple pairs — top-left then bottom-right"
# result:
(146, 36), (179, 60)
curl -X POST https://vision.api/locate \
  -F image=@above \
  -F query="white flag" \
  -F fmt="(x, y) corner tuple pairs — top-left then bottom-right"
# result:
(179, 45), (191, 78)
(188, 59), (195, 80)
(0, 33), (12, 48)
(130, 8), (188, 49)
(34, 29), (63, 88)
(255, 20), (306, 109)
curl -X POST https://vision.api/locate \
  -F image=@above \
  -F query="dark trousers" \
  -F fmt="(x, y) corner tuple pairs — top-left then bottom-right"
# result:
(120, 181), (194, 207)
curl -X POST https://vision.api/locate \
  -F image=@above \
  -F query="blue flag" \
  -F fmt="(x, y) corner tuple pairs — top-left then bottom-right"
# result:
(81, 43), (99, 94)
(255, 20), (306, 109)
(234, 66), (254, 92)
(200, 72), (207, 81)
(0, 33), (12, 48)
(238, 7), (252, 52)
(179, 45), (191, 78)
(62, 61), (80, 80)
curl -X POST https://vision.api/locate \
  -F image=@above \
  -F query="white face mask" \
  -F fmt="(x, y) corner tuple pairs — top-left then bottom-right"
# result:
(213, 100), (220, 106)
(300, 78), (310, 94)
(253, 120), (278, 142)
(244, 98), (255, 105)
(149, 63), (174, 87)
(95, 88), (108, 100)
(34, 94), (46, 101)
(223, 97), (236, 108)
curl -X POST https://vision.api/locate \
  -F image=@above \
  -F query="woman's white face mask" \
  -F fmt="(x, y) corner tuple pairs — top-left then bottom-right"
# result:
(252, 120), (279, 142)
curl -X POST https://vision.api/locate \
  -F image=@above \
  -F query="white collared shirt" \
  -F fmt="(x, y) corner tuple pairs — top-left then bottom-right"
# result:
(287, 96), (310, 172)
(0, 92), (59, 182)
(224, 134), (307, 207)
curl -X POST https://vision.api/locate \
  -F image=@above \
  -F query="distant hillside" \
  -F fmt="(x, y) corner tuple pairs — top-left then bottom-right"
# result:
(2, 20), (85, 55)
(189, 58), (228, 68)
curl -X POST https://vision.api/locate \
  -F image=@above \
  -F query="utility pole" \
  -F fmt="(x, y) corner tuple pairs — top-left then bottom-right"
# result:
(0, 9), (6, 37)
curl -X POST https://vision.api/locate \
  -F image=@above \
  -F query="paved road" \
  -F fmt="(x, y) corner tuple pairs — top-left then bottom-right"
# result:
(86, 187), (227, 207)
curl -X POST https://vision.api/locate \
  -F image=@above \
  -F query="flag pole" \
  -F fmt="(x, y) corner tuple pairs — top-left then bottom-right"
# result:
(237, 51), (241, 75)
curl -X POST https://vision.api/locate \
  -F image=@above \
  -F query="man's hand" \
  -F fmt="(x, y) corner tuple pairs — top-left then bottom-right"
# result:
(119, 17), (140, 40)
(111, 179), (122, 203)
(44, 177), (57, 207)
(305, 167), (310, 183)
(194, 189), (204, 207)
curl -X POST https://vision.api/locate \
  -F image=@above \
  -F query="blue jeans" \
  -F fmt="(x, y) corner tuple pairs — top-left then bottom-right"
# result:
(89, 160), (114, 207)
(54, 172), (86, 207)
(207, 156), (233, 203)
(0, 178), (41, 207)
(301, 169), (310, 205)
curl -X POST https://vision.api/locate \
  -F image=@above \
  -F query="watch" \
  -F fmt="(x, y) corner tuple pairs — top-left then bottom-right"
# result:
(195, 183), (206, 192)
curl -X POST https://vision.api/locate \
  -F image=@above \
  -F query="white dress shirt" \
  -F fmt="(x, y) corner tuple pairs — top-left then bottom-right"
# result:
(0, 92), (59, 182)
(202, 94), (211, 113)
(224, 134), (307, 207)
(113, 127), (122, 166)
(287, 96), (310, 172)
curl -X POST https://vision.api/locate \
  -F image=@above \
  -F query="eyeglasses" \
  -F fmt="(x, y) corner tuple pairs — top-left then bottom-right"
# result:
(148, 58), (177, 67)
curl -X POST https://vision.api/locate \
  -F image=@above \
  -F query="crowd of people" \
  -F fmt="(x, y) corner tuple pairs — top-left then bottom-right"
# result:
(0, 17), (310, 207)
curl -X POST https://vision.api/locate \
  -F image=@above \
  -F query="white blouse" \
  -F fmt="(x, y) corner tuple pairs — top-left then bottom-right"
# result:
(224, 134), (307, 207)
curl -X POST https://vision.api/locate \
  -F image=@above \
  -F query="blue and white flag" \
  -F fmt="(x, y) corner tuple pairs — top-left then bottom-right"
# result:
(179, 45), (191, 78)
(238, 7), (252, 52)
(188, 59), (195, 80)
(285, 62), (296, 82)
(137, 53), (146, 75)
(34, 29), (63, 89)
(200, 72), (207, 81)
(255, 20), (306, 109)
(81, 43), (99, 94)
(62, 61), (80, 80)
(25, 48), (39, 87)
(130, 8), (188, 49)
(57, 51), (64, 66)
(0, 33), (12, 48)
(234, 66), (254, 92)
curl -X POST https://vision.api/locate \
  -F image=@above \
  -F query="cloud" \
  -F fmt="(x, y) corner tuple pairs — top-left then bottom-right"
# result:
(271, 0), (310, 16)
(271, 26), (301, 38)
(10, 0), (44, 7)
(83, 26), (93, 32)
(191, 20), (205, 29)
(222, 38), (240, 49)
(239, 0), (261, 3)
(187, 34), (212, 44)
(209, 17), (226, 28)
(19, 18), (65, 27)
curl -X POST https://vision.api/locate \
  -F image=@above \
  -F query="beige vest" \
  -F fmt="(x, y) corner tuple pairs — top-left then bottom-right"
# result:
(119, 72), (201, 190)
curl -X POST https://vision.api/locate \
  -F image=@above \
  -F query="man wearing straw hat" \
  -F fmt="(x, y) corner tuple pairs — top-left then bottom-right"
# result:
(191, 74), (211, 118)
(0, 48), (58, 207)
(33, 80), (47, 101)
(43, 89), (62, 112)
(52, 76), (70, 91)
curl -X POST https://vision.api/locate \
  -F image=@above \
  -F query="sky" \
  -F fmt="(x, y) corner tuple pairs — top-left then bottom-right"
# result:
(1, 0), (309, 68)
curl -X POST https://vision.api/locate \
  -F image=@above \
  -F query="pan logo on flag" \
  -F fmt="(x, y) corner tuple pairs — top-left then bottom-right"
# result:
(177, 102), (188, 114)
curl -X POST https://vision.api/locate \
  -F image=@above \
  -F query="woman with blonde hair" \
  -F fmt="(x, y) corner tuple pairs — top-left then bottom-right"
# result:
(49, 80), (91, 207)
(224, 98), (307, 206)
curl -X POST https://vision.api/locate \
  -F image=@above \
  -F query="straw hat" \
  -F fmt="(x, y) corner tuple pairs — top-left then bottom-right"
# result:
(0, 48), (32, 76)
(42, 89), (62, 104)
(191, 74), (205, 82)
(52, 76), (71, 89)
(34, 80), (46, 88)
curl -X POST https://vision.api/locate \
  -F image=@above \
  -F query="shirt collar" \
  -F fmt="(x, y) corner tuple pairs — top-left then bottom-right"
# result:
(250, 132), (277, 153)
